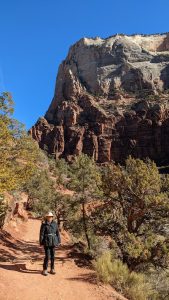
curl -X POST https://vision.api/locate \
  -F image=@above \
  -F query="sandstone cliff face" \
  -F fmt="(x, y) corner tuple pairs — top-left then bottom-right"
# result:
(30, 33), (169, 165)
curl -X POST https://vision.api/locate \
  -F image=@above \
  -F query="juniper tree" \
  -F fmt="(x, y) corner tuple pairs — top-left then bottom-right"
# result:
(95, 156), (169, 270)
(24, 166), (71, 228)
(68, 154), (102, 249)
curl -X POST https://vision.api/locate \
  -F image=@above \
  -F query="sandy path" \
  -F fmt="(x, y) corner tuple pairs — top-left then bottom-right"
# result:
(0, 218), (126, 300)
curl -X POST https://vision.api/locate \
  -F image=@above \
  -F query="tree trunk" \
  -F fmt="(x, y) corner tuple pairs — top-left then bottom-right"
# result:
(82, 200), (91, 249)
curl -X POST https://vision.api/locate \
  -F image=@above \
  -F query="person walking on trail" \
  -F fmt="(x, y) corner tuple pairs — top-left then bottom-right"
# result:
(39, 211), (61, 276)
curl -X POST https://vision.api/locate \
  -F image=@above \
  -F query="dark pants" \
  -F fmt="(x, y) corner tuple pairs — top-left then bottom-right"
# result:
(43, 246), (55, 270)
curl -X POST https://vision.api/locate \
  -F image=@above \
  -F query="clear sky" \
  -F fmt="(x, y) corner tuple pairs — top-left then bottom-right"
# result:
(0, 0), (168, 129)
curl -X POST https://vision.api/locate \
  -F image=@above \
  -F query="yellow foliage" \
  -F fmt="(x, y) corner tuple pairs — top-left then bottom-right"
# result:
(0, 92), (43, 194)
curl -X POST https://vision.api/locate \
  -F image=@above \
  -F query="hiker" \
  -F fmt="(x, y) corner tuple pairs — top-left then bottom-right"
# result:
(39, 211), (61, 276)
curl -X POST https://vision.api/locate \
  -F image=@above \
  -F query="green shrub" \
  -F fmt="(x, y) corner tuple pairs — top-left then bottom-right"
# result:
(93, 251), (153, 300)
(0, 195), (8, 228)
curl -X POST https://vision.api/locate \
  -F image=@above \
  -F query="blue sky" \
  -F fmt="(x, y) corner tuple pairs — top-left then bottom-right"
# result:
(0, 0), (168, 129)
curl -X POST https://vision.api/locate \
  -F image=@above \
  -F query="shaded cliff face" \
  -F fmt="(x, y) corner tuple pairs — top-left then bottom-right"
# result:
(30, 33), (169, 165)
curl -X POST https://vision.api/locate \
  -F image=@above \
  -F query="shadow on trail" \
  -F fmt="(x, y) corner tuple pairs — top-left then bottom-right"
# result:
(0, 228), (70, 274)
(0, 262), (42, 274)
(0, 223), (92, 278)
(67, 248), (92, 269)
(0, 229), (44, 263)
(67, 272), (98, 285)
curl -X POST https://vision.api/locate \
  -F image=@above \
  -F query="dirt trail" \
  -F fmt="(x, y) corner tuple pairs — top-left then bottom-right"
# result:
(0, 218), (126, 300)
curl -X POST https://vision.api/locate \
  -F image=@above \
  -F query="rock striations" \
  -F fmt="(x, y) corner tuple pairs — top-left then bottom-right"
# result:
(30, 33), (169, 165)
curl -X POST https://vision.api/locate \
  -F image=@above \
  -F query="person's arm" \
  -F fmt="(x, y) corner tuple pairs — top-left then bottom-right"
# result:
(56, 223), (61, 244)
(39, 223), (45, 245)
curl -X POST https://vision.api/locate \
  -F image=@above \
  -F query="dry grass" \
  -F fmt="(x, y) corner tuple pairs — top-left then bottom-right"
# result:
(93, 251), (153, 300)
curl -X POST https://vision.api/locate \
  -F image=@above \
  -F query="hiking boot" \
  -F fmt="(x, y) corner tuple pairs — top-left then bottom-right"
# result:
(42, 269), (48, 276)
(50, 269), (56, 275)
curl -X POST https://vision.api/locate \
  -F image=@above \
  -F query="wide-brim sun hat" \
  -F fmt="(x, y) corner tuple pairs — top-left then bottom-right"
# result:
(45, 211), (54, 217)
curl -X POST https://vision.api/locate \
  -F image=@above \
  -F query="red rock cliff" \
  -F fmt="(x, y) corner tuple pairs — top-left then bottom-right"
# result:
(30, 33), (169, 165)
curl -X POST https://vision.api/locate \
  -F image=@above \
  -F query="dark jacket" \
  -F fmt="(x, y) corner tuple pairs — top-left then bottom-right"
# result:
(39, 219), (61, 247)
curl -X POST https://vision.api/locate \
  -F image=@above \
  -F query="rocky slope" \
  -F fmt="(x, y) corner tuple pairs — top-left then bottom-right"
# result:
(30, 33), (169, 164)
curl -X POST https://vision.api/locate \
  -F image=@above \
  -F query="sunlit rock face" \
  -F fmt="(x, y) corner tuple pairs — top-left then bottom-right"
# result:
(30, 33), (169, 165)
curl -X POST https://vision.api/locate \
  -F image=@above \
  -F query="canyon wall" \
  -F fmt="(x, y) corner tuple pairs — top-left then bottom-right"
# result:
(30, 33), (169, 165)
